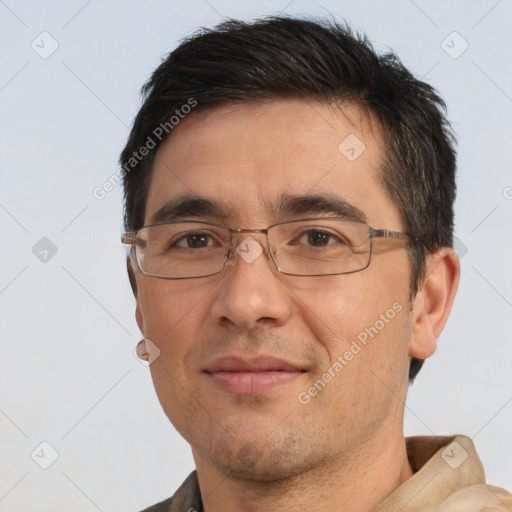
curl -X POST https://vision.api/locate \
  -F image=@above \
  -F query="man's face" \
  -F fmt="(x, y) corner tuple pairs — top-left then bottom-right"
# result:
(135, 99), (417, 481)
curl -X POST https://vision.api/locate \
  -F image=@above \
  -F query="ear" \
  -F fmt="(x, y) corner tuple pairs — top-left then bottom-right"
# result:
(409, 248), (460, 360)
(127, 256), (138, 297)
(136, 301), (145, 335)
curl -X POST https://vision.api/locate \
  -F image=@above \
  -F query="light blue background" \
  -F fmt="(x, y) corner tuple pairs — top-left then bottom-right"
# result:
(1, 0), (511, 510)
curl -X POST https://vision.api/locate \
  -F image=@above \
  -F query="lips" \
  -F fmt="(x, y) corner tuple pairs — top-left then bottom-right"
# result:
(204, 356), (306, 394)
(205, 356), (303, 373)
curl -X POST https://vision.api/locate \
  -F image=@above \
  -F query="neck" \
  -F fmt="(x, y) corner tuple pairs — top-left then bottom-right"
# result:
(193, 429), (414, 512)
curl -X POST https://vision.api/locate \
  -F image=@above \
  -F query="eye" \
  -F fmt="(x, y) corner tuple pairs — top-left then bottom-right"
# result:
(294, 229), (348, 247)
(172, 231), (217, 249)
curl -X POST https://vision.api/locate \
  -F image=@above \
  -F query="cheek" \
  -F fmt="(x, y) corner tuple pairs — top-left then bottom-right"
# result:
(136, 280), (212, 434)
(299, 280), (411, 424)
(284, 260), (410, 356)
(136, 278), (212, 350)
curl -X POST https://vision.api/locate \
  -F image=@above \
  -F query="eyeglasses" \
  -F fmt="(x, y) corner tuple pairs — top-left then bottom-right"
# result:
(122, 218), (416, 279)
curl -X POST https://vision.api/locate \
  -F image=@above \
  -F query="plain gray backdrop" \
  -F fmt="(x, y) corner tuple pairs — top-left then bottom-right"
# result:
(1, 0), (511, 510)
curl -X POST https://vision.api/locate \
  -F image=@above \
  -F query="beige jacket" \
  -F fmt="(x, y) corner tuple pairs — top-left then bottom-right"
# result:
(374, 435), (511, 511)
(139, 435), (511, 511)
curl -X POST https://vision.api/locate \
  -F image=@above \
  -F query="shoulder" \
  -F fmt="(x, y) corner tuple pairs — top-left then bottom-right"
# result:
(137, 496), (174, 512)
(433, 484), (512, 511)
(135, 471), (201, 512)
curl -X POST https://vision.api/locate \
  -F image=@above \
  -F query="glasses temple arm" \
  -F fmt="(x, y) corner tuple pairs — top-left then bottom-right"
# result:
(122, 233), (136, 244)
(371, 229), (417, 242)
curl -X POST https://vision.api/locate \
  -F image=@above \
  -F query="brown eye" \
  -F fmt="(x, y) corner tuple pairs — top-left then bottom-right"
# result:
(307, 231), (331, 246)
(292, 229), (348, 247)
(174, 232), (214, 249)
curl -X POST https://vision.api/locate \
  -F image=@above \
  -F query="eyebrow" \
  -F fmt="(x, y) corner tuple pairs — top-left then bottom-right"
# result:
(149, 197), (232, 224)
(272, 194), (367, 223)
(148, 193), (367, 225)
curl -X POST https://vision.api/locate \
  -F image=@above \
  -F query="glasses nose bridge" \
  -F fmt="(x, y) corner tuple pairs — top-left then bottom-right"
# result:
(226, 227), (273, 260)
(229, 226), (269, 243)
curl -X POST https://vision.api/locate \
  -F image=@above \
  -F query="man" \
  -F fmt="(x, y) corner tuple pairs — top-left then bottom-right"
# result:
(121, 16), (511, 512)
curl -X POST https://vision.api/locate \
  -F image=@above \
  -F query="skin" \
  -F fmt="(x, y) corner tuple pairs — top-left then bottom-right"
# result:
(134, 99), (460, 512)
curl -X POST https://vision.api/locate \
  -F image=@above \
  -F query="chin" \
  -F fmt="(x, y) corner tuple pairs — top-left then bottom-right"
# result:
(198, 433), (331, 484)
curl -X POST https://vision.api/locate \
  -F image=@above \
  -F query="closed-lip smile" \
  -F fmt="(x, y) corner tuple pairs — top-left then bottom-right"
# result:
(204, 356), (306, 394)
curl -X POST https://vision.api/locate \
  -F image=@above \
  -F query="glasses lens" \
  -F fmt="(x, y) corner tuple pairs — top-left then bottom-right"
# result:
(269, 219), (371, 276)
(135, 222), (230, 278)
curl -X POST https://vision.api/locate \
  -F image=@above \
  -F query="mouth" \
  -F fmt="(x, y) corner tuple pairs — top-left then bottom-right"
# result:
(204, 356), (307, 394)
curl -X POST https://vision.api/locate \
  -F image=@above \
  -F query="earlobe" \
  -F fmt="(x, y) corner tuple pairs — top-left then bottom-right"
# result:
(409, 248), (461, 360)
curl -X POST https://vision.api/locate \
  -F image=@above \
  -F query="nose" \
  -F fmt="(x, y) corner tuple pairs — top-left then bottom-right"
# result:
(210, 236), (292, 331)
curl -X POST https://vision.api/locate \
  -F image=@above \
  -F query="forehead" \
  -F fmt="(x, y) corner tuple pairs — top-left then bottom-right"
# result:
(146, 99), (401, 228)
